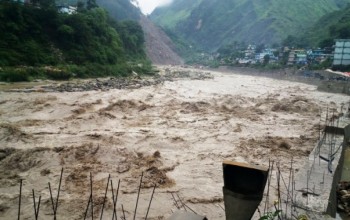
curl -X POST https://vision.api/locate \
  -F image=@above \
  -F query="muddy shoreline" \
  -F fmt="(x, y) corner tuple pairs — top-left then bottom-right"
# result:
(216, 66), (350, 95)
(1, 65), (349, 95)
(0, 67), (213, 93)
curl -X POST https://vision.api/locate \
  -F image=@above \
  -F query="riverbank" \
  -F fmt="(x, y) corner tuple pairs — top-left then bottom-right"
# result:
(0, 67), (212, 93)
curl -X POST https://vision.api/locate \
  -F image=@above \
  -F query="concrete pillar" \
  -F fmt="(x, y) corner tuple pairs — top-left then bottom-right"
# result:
(222, 161), (269, 220)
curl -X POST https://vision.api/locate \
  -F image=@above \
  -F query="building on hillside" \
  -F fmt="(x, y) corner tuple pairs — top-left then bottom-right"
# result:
(255, 49), (277, 63)
(307, 49), (333, 64)
(57, 5), (77, 14)
(333, 39), (350, 66)
(244, 45), (256, 59)
(287, 50), (307, 65)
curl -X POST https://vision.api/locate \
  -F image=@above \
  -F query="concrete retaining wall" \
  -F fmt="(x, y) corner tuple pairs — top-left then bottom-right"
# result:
(290, 117), (350, 219)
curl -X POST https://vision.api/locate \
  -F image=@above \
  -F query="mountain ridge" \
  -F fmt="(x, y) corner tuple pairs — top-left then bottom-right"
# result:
(150, 0), (350, 51)
(96, 0), (183, 65)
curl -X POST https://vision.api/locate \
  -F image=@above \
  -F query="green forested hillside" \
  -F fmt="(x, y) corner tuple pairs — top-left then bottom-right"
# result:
(0, 0), (151, 81)
(150, 0), (350, 51)
(151, 0), (202, 29)
(288, 5), (350, 48)
(57, 0), (141, 20)
(96, 0), (141, 20)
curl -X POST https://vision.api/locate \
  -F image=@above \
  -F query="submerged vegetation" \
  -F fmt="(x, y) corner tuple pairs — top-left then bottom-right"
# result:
(0, 0), (154, 82)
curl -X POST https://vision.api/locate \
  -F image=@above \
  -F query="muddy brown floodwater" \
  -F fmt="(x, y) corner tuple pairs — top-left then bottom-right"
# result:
(0, 66), (348, 220)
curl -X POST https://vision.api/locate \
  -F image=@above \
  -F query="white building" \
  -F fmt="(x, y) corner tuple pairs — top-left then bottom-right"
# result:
(57, 5), (77, 14)
(333, 39), (350, 66)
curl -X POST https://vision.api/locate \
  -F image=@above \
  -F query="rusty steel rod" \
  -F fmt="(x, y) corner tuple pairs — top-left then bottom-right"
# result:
(176, 193), (187, 211)
(276, 164), (281, 220)
(133, 172), (143, 220)
(291, 170), (294, 217)
(306, 170), (309, 206)
(218, 203), (225, 211)
(111, 179), (121, 220)
(265, 160), (274, 214)
(36, 195), (41, 220)
(184, 203), (198, 214)
(145, 184), (156, 220)
(32, 190), (36, 219)
(111, 180), (115, 220)
(32, 189), (41, 220)
(90, 172), (94, 220)
(18, 179), (22, 220)
(84, 195), (92, 220)
(99, 174), (111, 220)
(171, 192), (180, 209)
(122, 204), (126, 220)
(284, 159), (292, 219)
(54, 168), (63, 216)
(48, 182), (55, 217)
(263, 159), (271, 214)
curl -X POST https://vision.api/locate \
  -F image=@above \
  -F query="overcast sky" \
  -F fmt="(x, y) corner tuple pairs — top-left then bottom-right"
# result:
(136, 0), (173, 15)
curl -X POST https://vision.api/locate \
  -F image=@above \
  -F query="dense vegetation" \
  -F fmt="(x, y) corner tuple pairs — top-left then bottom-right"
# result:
(0, 0), (152, 82)
(151, 0), (350, 51)
(96, 0), (141, 21)
(282, 4), (350, 48)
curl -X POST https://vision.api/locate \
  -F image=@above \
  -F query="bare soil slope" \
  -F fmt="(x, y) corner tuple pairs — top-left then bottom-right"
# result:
(140, 16), (184, 65)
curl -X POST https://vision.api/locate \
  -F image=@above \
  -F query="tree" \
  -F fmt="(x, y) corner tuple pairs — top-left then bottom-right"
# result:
(319, 38), (333, 48)
(32, 0), (56, 9)
(115, 20), (145, 56)
(87, 0), (98, 10)
(77, 1), (85, 12)
(263, 54), (270, 65)
(256, 44), (265, 53)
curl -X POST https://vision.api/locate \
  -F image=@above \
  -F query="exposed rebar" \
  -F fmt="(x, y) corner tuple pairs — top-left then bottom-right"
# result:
(171, 192), (180, 209)
(55, 168), (64, 216)
(276, 164), (282, 220)
(184, 203), (198, 214)
(133, 172), (143, 220)
(291, 170), (294, 217)
(111, 179), (121, 220)
(84, 195), (92, 220)
(285, 158), (293, 219)
(306, 170), (309, 206)
(264, 160), (274, 214)
(99, 174), (110, 220)
(218, 204), (225, 212)
(90, 172), (94, 220)
(122, 204), (126, 220)
(145, 184), (156, 220)
(32, 189), (41, 220)
(176, 193), (187, 211)
(49, 182), (55, 216)
(18, 179), (22, 220)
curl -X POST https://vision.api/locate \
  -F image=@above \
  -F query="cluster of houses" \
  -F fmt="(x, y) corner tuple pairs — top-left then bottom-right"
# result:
(233, 44), (334, 66)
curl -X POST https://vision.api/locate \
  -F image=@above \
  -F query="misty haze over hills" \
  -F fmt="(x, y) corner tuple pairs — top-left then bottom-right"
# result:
(150, 0), (350, 51)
